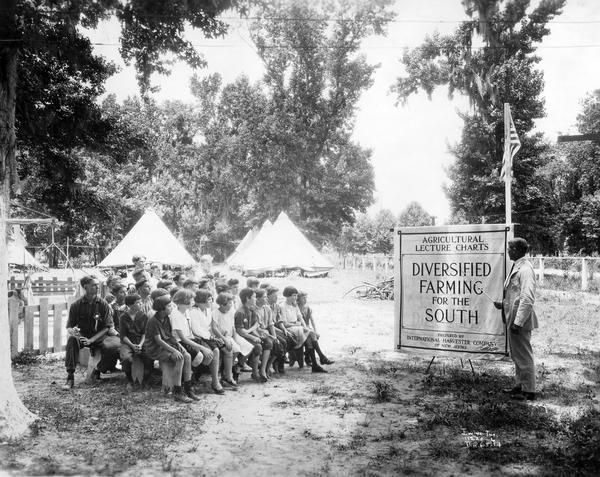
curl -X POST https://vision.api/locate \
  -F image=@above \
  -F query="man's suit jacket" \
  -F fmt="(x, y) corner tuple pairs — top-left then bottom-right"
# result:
(503, 257), (538, 330)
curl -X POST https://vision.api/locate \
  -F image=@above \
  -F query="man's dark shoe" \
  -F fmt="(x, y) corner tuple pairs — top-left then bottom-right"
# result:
(320, 357), (335, 365)
(312, 365), (327, 373)
(502, 385), (522, 395)
(510, 391), (536, 401)
(62, 378), (74, 390)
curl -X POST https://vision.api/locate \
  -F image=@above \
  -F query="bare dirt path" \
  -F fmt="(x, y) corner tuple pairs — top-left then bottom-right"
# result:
(3, 271), (599, 476)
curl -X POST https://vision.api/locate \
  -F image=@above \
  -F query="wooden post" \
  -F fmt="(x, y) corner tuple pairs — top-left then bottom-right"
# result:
(384, 257), (388, 275)
(53, 303), (66, 352)
(361, 256), (365, 272)
(39, 298), (49, 354)
(8, 298), (19, 358)
(581, 258), (589, 291)
(538, 256), (544, 286)
(371, 254), (376, 271)
(24, 306), (35, 350)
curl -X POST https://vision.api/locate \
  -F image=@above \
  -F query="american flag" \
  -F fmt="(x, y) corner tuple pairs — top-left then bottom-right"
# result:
(500, 109), (521, 181)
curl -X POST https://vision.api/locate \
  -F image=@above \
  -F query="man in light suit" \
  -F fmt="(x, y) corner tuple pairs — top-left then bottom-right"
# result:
(494, 238), (538, 401)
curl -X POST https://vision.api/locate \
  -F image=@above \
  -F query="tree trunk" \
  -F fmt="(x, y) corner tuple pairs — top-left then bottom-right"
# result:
(0, 0), (38, 439)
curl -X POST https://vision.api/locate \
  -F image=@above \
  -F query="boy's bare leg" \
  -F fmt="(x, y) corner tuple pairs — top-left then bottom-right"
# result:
(260, 349), (271, 380)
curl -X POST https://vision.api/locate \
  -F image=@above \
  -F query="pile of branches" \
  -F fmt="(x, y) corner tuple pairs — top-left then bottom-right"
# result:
(344, 277), (393, 300)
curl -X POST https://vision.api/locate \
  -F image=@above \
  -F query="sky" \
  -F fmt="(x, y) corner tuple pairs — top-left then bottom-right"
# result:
(88, 0), (600, 223)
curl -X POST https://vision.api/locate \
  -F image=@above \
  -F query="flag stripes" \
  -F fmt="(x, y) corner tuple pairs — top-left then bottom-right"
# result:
(500, 109), (520, 181)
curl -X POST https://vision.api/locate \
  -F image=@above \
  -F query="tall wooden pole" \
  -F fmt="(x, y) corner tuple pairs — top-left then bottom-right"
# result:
(504, 103), (512, 226)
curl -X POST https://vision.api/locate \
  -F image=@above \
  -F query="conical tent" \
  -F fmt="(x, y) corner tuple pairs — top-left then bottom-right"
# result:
(99, 209), (196, 267)
(240, 212), (333, 274)
(7, 241), (45, 269)
(226, 225), (259, 266)
(7, 225), (45, 269)
(228, 220), (271, 270)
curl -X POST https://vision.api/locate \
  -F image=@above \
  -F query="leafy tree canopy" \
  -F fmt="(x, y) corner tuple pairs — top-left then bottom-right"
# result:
(392, 0), (565, 253)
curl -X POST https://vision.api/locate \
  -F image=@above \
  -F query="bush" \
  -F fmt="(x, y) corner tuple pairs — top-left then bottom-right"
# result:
(560, 408), (600, 472)
(11, 349), (39, 366)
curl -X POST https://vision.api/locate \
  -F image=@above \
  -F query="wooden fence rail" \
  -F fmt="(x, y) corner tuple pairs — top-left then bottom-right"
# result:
(7, 276), (78, 296)
(8, 297), (70, 358)
(334, 254), (600, 291)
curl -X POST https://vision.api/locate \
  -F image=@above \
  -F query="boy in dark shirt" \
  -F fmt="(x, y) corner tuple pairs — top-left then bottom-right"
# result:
(119, 294), (153, 390)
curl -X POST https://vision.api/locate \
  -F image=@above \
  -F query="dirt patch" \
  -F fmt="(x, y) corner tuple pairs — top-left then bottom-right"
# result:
(2, 271), (600, 475)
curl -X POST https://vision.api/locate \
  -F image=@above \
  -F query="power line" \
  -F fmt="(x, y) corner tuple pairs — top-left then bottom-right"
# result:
(5, 9), (600, 24)
(1, 38), (600, 50)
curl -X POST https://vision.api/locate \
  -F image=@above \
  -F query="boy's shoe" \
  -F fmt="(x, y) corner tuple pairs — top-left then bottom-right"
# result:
(174, 393), (193, 403)
(184, 382), (201, 401)
(312, 365), (327, 373)
(239, 364), (253, 372)
(510, 391), (536, 401)
(62, 377), (74, 390)
(251, 373), (267, 382)
(320, 357), (335, 365)
(222, 378), (239, 390)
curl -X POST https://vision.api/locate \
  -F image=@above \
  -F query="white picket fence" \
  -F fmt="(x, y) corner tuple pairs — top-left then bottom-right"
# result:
(330, 254), (600, 291)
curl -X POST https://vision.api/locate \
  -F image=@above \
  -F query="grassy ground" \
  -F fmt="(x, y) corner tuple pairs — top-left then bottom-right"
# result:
(2, 269), (599, 476)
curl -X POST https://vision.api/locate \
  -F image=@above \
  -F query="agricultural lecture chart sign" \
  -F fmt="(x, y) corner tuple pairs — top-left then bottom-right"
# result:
(394, 224), (511, 359)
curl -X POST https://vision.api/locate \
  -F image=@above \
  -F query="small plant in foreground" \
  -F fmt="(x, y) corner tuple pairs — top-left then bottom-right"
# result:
(372, 379), (394, 402)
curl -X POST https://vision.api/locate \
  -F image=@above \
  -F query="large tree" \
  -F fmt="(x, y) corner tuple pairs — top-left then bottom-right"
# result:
(393, 0), (564, 252)
(0, 0), (244, 440)
(543, 90), (600, 253)
(247, 0), (394, 239)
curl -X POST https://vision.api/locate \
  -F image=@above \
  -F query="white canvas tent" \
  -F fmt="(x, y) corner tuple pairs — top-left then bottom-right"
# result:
(227, 220), (271, 270)
(7, 225), (45, 270)
(225, 225), (259, 267)
(237, 212), (333, 275)
(99, 209), (196, 268)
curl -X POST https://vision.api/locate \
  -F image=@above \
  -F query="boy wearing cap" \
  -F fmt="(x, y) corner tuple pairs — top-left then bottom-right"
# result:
(119, 294), (153, 389)
(62, 276), (120, 389)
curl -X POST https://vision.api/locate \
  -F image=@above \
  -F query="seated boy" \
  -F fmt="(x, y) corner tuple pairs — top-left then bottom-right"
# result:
(144, 295), (197, 403)
(171, 289), (224, 394)
(297, 291), (334, 366)
(189, 289), (237, 389)
(255, 289), (285, 375)
(119, 294), (154, 389)
(235, 288), (271, 382)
